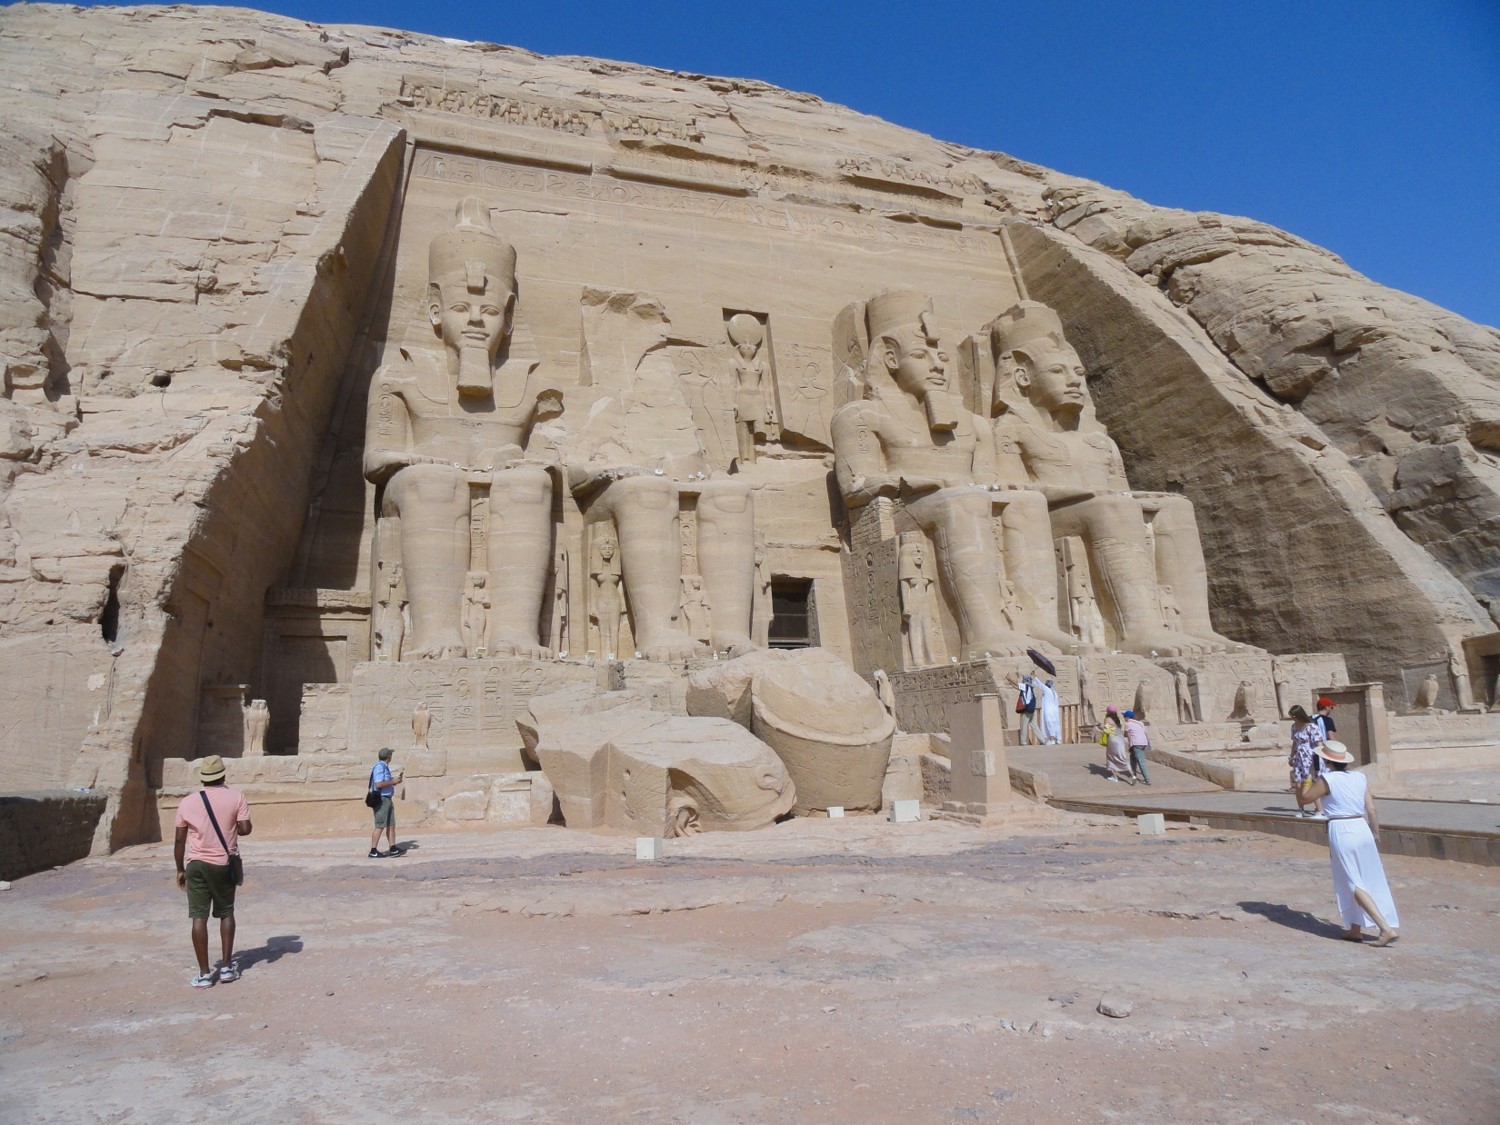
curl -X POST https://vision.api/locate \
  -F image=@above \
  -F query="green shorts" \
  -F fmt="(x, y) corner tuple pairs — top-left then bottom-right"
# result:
(373, 795), (395, 829)
(185, 860), (236, 920)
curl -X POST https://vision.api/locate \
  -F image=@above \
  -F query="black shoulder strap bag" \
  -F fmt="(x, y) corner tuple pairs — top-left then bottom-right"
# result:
(199, 790), (245, 887)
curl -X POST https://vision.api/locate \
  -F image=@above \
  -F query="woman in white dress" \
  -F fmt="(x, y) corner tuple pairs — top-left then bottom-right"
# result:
(1099, 706), (1133, 784)
(1298, 741), (1400, 946)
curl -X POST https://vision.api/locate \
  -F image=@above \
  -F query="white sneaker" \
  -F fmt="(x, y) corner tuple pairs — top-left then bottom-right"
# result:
(191, 971), (216, 990)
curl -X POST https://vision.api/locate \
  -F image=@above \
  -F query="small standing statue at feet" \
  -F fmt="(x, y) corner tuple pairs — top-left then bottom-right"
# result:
(1449, 649), (1475, 711)
(752, 533), (773, 650)
(461, 572), (490, 658)
(374, 563), (405, 662)
(898, 534), (938, 668)
(591, 539), (625, 660)
(243, 699), (269, 757)
(873, 668), (896, 717)
(679, 573), (712, 646)
(1175, 669), (1199, 724)
(553, 547), (570, 657)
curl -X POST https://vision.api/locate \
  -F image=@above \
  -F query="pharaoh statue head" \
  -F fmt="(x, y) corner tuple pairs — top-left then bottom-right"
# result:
(426, 197), (518, 396)
(865, 290), (949, 400)
(989, 301), (1088, 422)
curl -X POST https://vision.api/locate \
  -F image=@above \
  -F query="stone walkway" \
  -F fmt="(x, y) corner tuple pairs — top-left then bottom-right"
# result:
(1008, 742), (1220, 798)
(1007, 742), (1500, 866)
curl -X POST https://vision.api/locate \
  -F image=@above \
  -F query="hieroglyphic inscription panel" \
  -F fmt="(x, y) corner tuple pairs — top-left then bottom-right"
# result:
(890, 660), (1010, 735)
(842, 501), (901, 678)
(1161, 652), (1279, 724)
(409, 151), (984, 253)
(348, 658), (594, 772)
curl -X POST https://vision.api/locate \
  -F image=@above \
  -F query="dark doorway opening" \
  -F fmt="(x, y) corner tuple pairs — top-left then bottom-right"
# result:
(768, 578), (815, 649)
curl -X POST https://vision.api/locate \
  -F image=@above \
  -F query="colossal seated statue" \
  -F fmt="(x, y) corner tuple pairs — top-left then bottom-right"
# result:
(987, 301), (1243, 657)
(363, 198), (560, 660)
(565, 290), (756, 661)
(831, 290), (1070, 660)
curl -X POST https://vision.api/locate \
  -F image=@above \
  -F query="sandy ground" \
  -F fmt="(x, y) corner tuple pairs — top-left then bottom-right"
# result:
(1, 810), (1497, 1123)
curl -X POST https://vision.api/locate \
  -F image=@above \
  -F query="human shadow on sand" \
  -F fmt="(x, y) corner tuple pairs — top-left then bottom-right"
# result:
(236, 934), (304, 971)
(1238, 901), (1346, 940)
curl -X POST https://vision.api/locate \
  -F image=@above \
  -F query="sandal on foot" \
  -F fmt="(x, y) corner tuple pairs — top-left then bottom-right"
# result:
(1374, 931), (1399, 948)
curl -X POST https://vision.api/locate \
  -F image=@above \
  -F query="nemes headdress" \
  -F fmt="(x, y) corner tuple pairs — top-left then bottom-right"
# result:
(428, 197), (517, 294)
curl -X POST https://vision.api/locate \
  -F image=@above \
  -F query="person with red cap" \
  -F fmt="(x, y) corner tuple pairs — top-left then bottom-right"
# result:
(1314, 697), (1337, 742)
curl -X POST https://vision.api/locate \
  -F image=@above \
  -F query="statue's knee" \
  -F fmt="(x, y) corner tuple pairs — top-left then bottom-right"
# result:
(493, 465), (552, 505)
(613, 475), (674, 510)
(998, 488), (1049, 523)
(386, 464), (463, 510)
(698, 480), (751, 516)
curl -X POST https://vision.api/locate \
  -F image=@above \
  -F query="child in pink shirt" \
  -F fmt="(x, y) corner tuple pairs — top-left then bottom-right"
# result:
(1122, 710), (1151, 786)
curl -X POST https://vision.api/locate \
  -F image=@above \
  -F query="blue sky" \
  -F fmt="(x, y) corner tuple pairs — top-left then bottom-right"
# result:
(76, 0), (1500, 327)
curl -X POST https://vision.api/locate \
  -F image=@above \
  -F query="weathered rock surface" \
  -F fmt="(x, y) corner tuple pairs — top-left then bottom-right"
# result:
(0, 3), (1493, 854)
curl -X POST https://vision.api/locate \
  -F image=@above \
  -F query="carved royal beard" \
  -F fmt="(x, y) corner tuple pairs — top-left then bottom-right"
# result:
(455, 343), (494, 397)
(922, 389), (959, 431)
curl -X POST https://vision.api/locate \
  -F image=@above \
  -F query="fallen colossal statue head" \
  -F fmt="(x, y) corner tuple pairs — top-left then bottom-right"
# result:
(519, 684), (796, 836)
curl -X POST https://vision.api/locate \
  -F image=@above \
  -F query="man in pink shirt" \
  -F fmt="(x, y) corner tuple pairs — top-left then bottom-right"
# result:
(1122, 709), (1151, 786)
(174, 755), (252, 989)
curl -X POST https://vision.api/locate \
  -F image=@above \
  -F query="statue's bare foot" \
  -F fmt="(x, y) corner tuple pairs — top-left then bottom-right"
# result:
(1033, 627), (1090, 653)
(1193, 630), (1259, 654)
(638, 628), (705, 662)
(486, 631), (553, 659)
(1126, 630), (1204, 658)
(964, 633), (1041, 661)
(711, 630), (755, 658)
(410, 638), (465, 660)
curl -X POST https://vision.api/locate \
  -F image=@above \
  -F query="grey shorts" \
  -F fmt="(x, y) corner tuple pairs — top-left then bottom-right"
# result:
(373, 795), (395, 829)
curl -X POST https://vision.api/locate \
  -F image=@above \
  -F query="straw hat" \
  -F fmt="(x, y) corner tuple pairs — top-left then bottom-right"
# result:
(196, 755), (227, 784)
(1315, 740), (1353, 765)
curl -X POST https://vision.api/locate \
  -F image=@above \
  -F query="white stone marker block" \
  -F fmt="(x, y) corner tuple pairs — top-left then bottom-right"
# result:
(889, 799), (920, 824)
(636, 837), (663, 860)
(1137, 813), (1166, 836)
(827, 806), (845, 819)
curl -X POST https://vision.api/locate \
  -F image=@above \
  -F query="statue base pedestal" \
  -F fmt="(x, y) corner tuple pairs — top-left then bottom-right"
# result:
(344, 656), (609, 773)
(888, 650), (1350, 737)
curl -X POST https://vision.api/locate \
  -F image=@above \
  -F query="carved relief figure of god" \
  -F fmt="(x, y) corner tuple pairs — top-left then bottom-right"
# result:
(363, 198), (561, 660)
(830, 290), (1069, 660)
(728, 313), (778, 468)
(987, 301), (1245, 658)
